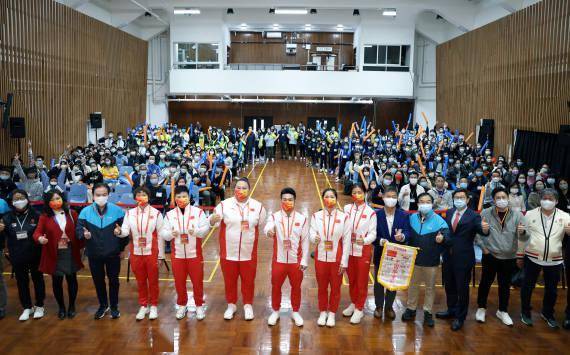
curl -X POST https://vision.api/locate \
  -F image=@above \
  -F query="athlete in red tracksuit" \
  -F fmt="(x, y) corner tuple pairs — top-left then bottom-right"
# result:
(119, 187), (165, 321)
(161, 186), (211, 320)
(309, 188), (351, 328)
(210, 178), (266, 321)
(264, 187), (309, 327)
(342, 184), (377, 324)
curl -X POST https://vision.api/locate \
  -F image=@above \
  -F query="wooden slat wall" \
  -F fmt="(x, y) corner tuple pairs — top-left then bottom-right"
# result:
(0, 0), (147, 164)
(436, 0), (570, 156)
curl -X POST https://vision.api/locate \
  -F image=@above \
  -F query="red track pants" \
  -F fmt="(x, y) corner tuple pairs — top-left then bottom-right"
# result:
(130, 254), (159, 306)
(271, 261), (303, 312)
(347, 246), (372, 310)
(171, 257), (204, 307)
(221, 259), (257, 305)
(315, 259), (343, 312)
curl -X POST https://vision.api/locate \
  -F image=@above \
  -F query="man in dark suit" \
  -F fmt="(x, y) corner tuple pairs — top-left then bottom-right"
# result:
(373, 186), (411, 320)
(436, 188), (489, 330)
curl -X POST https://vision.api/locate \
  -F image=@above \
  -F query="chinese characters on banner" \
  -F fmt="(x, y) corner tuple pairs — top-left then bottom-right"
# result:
(377, 242), (418, 291)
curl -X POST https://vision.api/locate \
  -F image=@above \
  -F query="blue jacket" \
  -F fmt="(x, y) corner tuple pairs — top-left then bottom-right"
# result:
(443, 208), (487, 268)
(373, 208), (411, 266)
(76, 203), (126, 259)
(408, 211), (450, 267)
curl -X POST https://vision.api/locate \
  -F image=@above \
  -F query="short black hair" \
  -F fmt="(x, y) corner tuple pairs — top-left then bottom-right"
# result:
(43, 190), (69, 217)
(350, 183), (366, 193)
(174, 185), (189, 195)
(384, 186), (398, 195)
(321, 188), (337, 199)
(491, 186), (508, 198)
(236, 177), (250, 188)
(452, 188), (470, 199)
(417, 192), (434, 203)
(9, 189), (29, 202)
(92, 182), (110, 194)
(280, 187), (296, 199)
(133, 186), (151, 197)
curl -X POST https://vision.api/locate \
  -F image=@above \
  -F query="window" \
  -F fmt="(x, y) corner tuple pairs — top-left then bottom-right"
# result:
(363, 44), (410, 72)
(174, 42), (219, 69)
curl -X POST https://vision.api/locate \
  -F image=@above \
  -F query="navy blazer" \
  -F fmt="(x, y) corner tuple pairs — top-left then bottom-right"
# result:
(443, 207), (486, 268)
(373, 208), (411, 266)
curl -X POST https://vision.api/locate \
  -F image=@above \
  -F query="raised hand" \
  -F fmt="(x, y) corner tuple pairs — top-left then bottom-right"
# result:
(267, 226), (276, 238)
(481, 217), (490, 234)
(38, 235), (48, 245)
(172, 227), (180, 238)
(517, 222), (525, 235)
(435, 232), (444, 244)
(113, 223), (122, 236)
(83, 227), (91, 239)
(210, 213), (222, 225)
(394, 229), (404, 242)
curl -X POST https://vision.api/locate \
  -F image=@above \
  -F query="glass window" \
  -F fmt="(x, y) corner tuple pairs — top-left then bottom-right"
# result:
(364, 45), (378, 64)
(174, 42), (219, 69)
(198, 43), (219, 63)
(387, 46), (400, 65)
(378, 45), (387, 64)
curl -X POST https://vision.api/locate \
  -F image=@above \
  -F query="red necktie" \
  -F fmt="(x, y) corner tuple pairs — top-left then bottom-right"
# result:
(452, 212), (461, 232)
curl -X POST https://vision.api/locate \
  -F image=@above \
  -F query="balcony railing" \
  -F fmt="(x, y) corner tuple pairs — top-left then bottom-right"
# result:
(225, 63), (358, 71)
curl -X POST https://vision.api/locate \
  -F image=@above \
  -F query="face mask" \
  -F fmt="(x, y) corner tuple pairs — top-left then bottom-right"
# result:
(418, 203), (433, 215)
(94, 196), (108, 207)
(170, 167), (177, 173)
(459, 182), (468, 189)
(50, 181), (58, 186)
(351, 192), (365, 204)
(140, 170), (148, 176)
(420, 181), (428, 188)
(0, 174), (10, 181)
(13, 199), (28, 209)
(528, 172), (535, 177)
(390, 168), (397, 174)
(540, 199), (555, 211)
(73, 175), (81, 182)
(518, 178), (526, 184)
(547, 178), (555, 184)
(492, 177), (501, 183)
(409, 178), (418, 185)
(136, 195), (148, 206)
(453, 199), (467, 210)
(384, 197), (397, 208)
(323, 196), (337, 208)
(560, 183), (568, 190)
(384, 179), (393, 186)
(175, 196), (190, 208)
(495, 198), (509, 209)
(180, 169), (188, 174)
(36, 160), (44, 167)
(281, 201), (294, 213)
(149, 159), (155, 164)
(199, 168), (206, 173)
(235, 188), (249, 201)
(150, 178), (159, 185)
(511, 169), (519, 175)
(510, 188), (519, 194)
(536, 185), (544, 191)
(475, 171), (483, 177)
(49, 199), (63, 210)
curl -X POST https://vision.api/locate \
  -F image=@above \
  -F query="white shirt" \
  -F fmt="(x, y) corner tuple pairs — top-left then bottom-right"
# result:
(343, 203), (377, 257)
(531, 212), (563, 266)
(309, 209), (351, 267)
(264, 210), (310, 266)
(54, 211), (67, 231)
(120, 205), (165, 256)
(161, 206), (210, 259)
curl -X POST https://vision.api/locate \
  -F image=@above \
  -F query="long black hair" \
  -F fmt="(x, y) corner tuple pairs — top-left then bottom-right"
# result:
(42, 190), (69, 217)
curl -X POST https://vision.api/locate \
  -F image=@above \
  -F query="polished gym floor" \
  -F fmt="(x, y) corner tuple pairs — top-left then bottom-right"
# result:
(0, 160), (568, 354)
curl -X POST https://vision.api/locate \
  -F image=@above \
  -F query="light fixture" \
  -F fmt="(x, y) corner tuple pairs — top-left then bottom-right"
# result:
(310, 9), (317, 14)
(269, 8), (275, 14)
(381, 8), (397, 16)
(240, 23), (247, 29)
(174, 8), (200, 15)
(353, 9), (360, 16)
(272, 23), (279, 28)
(227, 8), (234, 15)
(304, 24), (311, 28)
(168, 98), (374, 105)
(274, 8), (308, 15)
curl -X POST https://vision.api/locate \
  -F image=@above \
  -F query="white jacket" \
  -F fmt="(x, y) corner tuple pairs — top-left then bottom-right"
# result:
(120, 205), (165, 256)
(212, 197), (267, 261)
(343, 203), (377, 257)
(518, 207), (570, 262)
(398, 183), (425, 211)
(309, 209), (351, 267)
(161, 206), (210, 259)
(264, 210), (310, 266)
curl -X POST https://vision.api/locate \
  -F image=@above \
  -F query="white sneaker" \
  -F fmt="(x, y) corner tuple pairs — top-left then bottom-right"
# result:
(326, 312), (336, 327)
(176, 306), (187, 320)
(496, 310), (514, 326)
(267, 311), (280, 326)
(224, 303), (237, 320)
(475, 308), (486, 323)
(291, 312), (304, 327)
(342, 303), (355, 317)
(196, 306), (205, 321)
(317, 312), (327, 327)
(136, 306), (148, 321)
(244, 304), (254, 321)
(350, 309), (364, 324)
(149, 306), (158, 320)
(19, 309), (32, 321)
(33, 307), (45, 319)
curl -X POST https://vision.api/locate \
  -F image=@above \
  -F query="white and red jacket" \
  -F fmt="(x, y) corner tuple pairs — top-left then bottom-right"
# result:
(212, 197), (267, 262)
(160, 206), (210, 259)
(264, 210), (310, 267)
(343, 203), (377, 257)
(309, 209), (351, 268)
(120, 205), (165, 256)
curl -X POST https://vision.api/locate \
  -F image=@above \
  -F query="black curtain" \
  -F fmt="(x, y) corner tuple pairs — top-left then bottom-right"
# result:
(513, 129), (570, 178)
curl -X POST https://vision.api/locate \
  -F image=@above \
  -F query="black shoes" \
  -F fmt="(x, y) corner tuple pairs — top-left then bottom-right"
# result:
(373, 307), (383, 319)
(563, 318), (570, 330)
(0, 308), (5, 320)
(436, 310), (455, 319)
(110, 307), (121, 319)
(94, 306), (110, 320)
(424, 311), (435, 327)
(401, 308), (416, 321)
(540, 313), (559, 329)
(67, 305), (76, 319)
(58, 308), (67, 320)
(451, 319), (464, 331)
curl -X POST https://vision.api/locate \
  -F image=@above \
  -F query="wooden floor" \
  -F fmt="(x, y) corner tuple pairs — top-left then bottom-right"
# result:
(1, 160), (568, 354)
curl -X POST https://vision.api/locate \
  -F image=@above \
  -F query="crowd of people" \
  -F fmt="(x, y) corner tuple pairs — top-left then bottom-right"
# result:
(0, 121), (568, 331)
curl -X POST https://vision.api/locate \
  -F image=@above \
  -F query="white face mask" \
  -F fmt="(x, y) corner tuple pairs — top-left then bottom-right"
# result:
(384, 197), (397, 208)
(409, 178), (418, 185)
(94, 196), (108, 207)
(13, 200), (28, 209)
(495, 198), (509, 209)
(540, 199), (556, 211)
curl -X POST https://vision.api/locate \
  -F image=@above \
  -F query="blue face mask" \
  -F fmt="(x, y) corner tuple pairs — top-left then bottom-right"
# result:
(475, 171), (483, 177)
(418, 203), (433, 215)
(453, 199), (467, 210)
(459, 182), (468, 189)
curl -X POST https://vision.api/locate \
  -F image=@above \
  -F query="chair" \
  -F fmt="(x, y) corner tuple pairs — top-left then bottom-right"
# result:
(119, 165), (133, 176)
(68, 184), (88, 203)
(15, 182), (24, 189)
(114, 184), (132, 195)
(108, 192), (121, 204)
(118, 194), (136, 206)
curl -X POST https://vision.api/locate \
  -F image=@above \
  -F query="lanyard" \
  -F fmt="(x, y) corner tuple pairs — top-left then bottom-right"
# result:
(136, 206), (151, 236)
(495, 208), (509, 229)
(176, 207), (191, 233)
(15, 212), (29, 231)
(280, 211), (295, 241)
(540, 210), (556, 240)
(236, 200), (250, 222)
(349, 203), (365, 235)
(322, 210), (338, 241)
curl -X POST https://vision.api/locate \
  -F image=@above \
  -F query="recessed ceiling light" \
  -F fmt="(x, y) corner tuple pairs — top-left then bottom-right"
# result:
(174, 8), (200, 15)
(274, 8), (308, 15)
(304, 24), (312, 28)
(240, 23), (247, 27)
(310, 9), (317, 14)
(273, 24), (279, 28)
(382, 8), (397, 16)
(336, 24), (344, 28)
(353, 9), (360, 16)
(227, 8), (234, 15)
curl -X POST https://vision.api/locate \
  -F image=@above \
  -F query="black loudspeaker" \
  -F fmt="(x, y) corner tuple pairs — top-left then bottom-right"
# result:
(558, 125), (570, 146)
(9, 117), (25, 138)
(90, 112), (102, 129)
(479, 118), (495, 151)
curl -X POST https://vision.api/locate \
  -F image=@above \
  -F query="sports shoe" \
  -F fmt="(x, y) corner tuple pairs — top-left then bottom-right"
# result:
(291, 312), (304, 327)
(224, 304), (237, 320)
(496, 310), (513, 326)
(540, 313), (559, 329)
(196, 306), (205, 320)
(19, 309), (32, 321)
(401, 308), (416, 321)
(317, 312), (327, 327)
(176, 306), (187, 320)
(33, 307), (45, 319)
(110, 307), (121, 319)
(94, 306), (110, 320)
(148, 306), (158, 320)
(350, 309), (364, 324)
(520, 313), (533, 326)
(475, 308), (486, 323)
(244, 304), (254, 321)
(136, 306), (148, 321)
(326, 312), (336, 327)
(342, 303), (355, 317)
(267, 311), (279, 326)
(424, 311), (435, 327)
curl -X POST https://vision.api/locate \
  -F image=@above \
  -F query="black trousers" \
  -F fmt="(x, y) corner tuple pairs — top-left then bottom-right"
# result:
(373, 263), (396, 310)
(520, 256), (560, 318)
(288, 143), (297, 158)
(280, 141), (288, 159)
(442, 261), (472, 321)
(89, 256), (121, 308)
(477, 254), (515, 312)
(52, 273), (78, 310)
(13, 260), (45, 309)
(566, 251), (570, 319)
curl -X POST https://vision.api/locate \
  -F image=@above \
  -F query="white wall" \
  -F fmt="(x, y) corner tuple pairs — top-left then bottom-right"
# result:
(413, 33), (437, 129)
(146, 32), (170, 125)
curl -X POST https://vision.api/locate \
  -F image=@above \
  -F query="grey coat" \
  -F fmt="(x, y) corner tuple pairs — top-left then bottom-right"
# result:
(476, 206), (524, 259)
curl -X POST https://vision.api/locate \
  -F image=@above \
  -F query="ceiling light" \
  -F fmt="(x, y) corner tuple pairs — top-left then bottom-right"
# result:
(269, 8), (275, 14)
(227, 8), (234, 15)
(353, 9), (360, 16)
(174, 8), (200, 15)
(382, 8), (397, 16)
(336, 24), (344, 28)
(273, 24), (279, 28)
(274, 8), (308, 15)
(304, 24), (311, 28)
(310, 9), (317, 14)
